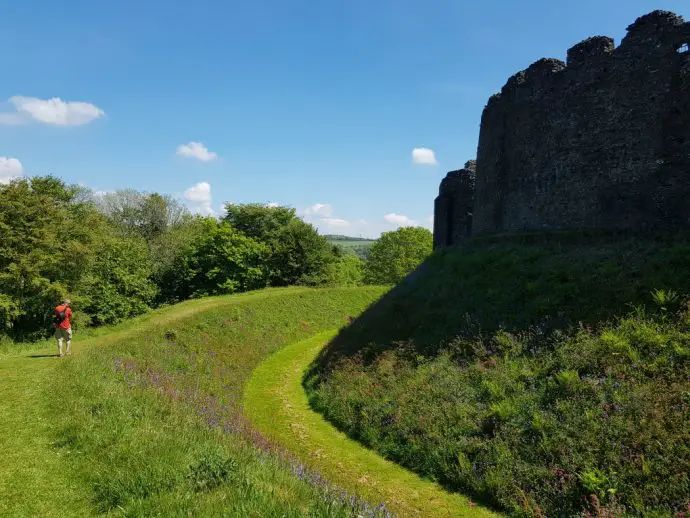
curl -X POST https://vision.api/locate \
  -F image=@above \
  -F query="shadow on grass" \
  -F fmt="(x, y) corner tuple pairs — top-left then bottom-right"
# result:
(311, 229), (690, 371)
(303, 229), (690, 513)
(27, 354), (60, 358)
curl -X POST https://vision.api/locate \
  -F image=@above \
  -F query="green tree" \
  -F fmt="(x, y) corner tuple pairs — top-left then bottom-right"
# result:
(0, 176), (162, 338)
(159, 219), (269, 301)
(322, 255), (364, 287)
(97, 189), (188, 242)
(223, 203), (337, 286)
(76, 234), (158, 325)
(0, 176), (102, 338)
(364, 227), (433, 285)
(223, 203), (295, 240)
(149, 214), (208, 292)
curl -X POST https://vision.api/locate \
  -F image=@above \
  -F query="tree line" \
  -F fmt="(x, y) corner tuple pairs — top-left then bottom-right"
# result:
(0, 175), (432, 340)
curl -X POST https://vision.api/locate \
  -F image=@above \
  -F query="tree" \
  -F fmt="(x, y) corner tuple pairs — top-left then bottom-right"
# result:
(149, 214), (208, 291)
(0, 176), (162, 338)
(158, 219), (269, 301)
(222, 203), (337, 286)
(76, 234), (158, 325)
(223, 203), (296, 240)
(322, 255), (364, 287)
(0, 177), (97, 338)
(364, 227), (433, 285)
(97, 189), (188, 242)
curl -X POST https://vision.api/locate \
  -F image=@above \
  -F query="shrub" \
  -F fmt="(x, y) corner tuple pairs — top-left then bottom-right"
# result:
(188, 448), (238, 492)
(310, 310), (690, 516)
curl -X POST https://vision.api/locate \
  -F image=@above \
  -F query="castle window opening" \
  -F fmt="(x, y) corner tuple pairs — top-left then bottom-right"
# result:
(678, 43), (689, 54)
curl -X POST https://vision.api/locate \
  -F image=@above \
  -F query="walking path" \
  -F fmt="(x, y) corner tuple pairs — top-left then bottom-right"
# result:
(0, 294), (234, 517)
(0, 350), (92, 517)
(244, 330), (499, 518)
(2, 292), (499, 517)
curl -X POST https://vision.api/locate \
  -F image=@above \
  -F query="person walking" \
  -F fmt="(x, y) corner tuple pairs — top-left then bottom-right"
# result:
(54, 299), (73, 357)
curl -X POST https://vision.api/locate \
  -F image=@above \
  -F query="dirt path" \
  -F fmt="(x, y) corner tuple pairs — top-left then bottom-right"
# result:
(244, 330), (500, 518)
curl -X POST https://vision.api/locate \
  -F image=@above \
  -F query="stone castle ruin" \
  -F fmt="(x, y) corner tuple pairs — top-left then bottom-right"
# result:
(434, 10), (690, 249)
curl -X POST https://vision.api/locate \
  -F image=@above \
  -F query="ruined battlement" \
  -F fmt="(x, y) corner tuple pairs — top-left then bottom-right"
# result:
(433, 161), (475, 248)
(623, 10), (686, 43)
(566, 36), (614, 67)
(434, 10), (690, 247)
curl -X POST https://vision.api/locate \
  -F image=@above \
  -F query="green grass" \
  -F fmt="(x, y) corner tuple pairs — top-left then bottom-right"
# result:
(315, 235), (690, 364)
(308, 236), (690, 516)
(245, 331), (498, 517)
(1, 287), (389, 516)
(0, 355), (92, 517)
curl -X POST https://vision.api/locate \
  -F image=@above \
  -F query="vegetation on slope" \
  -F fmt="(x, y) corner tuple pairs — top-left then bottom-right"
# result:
(0, 177), (369, 340)
(3, 287), (386, 516)
(245, 331), (498, 517)
(307, 233), (690, 517)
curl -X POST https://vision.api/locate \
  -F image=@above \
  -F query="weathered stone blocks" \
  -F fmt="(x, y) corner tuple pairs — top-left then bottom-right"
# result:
(434, 10), (690, 248)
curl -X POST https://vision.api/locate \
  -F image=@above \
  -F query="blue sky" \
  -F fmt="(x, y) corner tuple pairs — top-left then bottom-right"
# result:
(1, 1), (688, 237)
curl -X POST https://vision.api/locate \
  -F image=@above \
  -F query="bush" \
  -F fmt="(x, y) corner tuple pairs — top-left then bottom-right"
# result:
(188, 448), (238, 492)
(309, 236), (690, 516)
(322, 255), (365, 287)
(311, 311), (690, 516)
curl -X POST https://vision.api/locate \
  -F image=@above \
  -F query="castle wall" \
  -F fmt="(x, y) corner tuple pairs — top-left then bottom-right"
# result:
(433, 161), (476, 248)
(471, 11), (690, 236)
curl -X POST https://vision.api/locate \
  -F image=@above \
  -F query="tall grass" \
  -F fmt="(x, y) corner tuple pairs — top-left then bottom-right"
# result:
(308, 236), (690, 517)
(45, 287), (388, 516)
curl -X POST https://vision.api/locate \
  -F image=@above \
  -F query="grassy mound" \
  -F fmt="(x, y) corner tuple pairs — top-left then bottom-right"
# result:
(307, 234), (690, 517)
(245, 331), (498, 517)
(40, 287), (386, 516)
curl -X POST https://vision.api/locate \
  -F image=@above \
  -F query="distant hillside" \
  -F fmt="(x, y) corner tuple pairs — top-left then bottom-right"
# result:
(325, 235), (375, 260)
(323, 235), (374, 242)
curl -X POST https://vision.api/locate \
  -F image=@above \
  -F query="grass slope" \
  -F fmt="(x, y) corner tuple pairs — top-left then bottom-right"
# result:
(308, 234), (690, 516)
(245, 331), (498, 517)
(315, 234), (690, 363)
(1, 287), (387, 516)
(0, 356), (91, 517)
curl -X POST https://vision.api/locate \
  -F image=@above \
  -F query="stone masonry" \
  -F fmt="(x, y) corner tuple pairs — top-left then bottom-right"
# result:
(433, 161), (476, 248)
(434, 10), (690, 248)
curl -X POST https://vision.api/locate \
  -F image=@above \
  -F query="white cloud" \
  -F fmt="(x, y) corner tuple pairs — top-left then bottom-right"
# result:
(304, 203), (333, 217)
(266, 202), (280, 208)
(184, 182), (214, 215)
(4, 96), (105, 126)
(321, 218), (350, 228)
(299, 204), (391, 238)
(412, 147), (438, 166)
(384, 212), (417, 227)
(303, 214), (381, 239)
(0, 157), (24, 184)
(176, 141), (218, 162)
